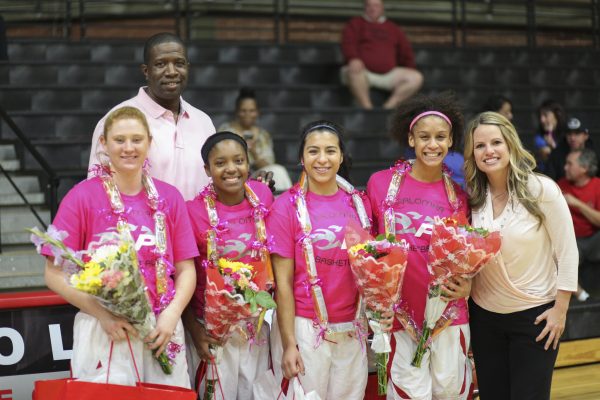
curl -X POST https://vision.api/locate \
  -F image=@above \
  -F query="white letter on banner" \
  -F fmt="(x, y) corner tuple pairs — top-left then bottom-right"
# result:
(0, 328), (25, 365)
(49, 324), (72, 360)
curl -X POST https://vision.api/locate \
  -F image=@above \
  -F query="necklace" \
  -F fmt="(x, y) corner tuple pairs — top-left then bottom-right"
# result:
(98, 167), (172, 314)
(492, 191), (508, 201)
(198, 182), (273, 288)
(291, 172), (371, 346)
(383, 159), (460, 236)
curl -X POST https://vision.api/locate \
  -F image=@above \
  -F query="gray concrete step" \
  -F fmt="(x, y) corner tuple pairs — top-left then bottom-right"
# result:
(0, 250), (46, 290)
(0, 175), (40, 194)
(2, 207), (51, 244)
(1, 159), (21, 170)
(0, 192), (45, 206)
(0, 144), (17, 160)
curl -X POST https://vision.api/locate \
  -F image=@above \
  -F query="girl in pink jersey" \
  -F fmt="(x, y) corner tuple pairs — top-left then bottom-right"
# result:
(267, 120), (372, 399)
(43, 107), (198, 387)
(367, 93), (472, 399)
(184, 131), (274, 400)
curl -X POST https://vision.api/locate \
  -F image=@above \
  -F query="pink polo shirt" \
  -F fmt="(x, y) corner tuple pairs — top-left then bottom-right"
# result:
(88, 87), (216, 200)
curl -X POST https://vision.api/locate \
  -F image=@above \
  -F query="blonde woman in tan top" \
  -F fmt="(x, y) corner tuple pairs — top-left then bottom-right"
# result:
(464, 112), (578, 400)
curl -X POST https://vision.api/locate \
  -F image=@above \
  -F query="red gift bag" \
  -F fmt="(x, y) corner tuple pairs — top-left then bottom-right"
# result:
(33, 336), (197, 400)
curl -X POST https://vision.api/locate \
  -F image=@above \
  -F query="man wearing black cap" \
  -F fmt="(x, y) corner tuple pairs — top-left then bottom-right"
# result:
(546, 117), (598, 181)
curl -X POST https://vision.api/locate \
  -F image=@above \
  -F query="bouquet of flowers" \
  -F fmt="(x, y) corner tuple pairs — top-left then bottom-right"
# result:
(29, 225), (177, 374)
(202, 258), (277, 400)
(411, 216), (502, 367)
(346, 223), (409, 395)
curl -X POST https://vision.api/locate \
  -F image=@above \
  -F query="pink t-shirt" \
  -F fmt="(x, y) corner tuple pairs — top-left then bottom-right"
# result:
(267, 188), (373, 323)
(367, 169), (469, 330)
(186, 180), (274, 318)
(43, 177), (199, 312)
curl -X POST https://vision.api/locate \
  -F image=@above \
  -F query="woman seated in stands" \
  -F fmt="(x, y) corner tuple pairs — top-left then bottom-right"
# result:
(43, 106), (197, 387)
(219, 88), (293, 191)
(535, 99), (567, 172)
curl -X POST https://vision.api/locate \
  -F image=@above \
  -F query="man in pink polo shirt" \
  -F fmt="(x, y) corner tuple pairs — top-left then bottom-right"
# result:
(88, 32), (216, 200)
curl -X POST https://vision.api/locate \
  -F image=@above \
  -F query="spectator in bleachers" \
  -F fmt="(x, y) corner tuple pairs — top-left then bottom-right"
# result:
(340, 0), (423, 110)
(558, 148), (600, 302)
(218, 88), (292, 191)
(88, 32), (216, 201)
(546, 117), (597, 181)
(482, 94), (513, 121)
(534, 99), (566, 174)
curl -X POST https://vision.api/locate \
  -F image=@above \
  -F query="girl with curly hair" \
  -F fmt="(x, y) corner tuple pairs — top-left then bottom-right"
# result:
(367, 93), (472, 399)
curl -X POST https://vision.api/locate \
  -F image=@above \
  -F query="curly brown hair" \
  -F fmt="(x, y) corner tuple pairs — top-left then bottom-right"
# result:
(389, 92), (464, 149)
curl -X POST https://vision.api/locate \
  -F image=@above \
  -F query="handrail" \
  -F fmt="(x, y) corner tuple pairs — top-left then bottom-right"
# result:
(0, 105), (59, 220)
(0, 162), (47, 229)
(1, 0), (598, 48)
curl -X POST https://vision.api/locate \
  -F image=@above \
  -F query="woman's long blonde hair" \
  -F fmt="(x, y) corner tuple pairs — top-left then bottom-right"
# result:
(464, 111), (545, 227)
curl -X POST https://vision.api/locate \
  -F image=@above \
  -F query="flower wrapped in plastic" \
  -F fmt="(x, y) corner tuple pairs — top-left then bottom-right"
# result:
(202, 258), (277, 399)
(345, 222), (409, 395)
(411, 215), (502, 367)
(29, 225), (178, 374)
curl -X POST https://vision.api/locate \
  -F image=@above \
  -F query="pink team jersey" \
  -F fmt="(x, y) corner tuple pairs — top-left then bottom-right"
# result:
(267, 188), (373, 323)
(186, 180), (274, 318)
(43, 177), (199, 310)
(367, 169), (469, 329)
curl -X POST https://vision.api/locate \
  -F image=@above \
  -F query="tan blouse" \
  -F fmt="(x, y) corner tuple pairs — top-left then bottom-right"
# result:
(471, 174), (578, 314)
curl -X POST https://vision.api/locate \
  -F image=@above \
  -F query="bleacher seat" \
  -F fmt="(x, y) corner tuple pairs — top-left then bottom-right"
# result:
(58, 64), (106, 85)
(46, 44), (91, 61)
(91, 44), (139, 62)
(105, 65), (144, 85)
(32, 90), (81, 111)
(10, 65), (58, 85)
(81, 89), (137, 109)
(218, 46), (260, 63)
(2, 41), (600, 190)
(192, 65), (239, 85)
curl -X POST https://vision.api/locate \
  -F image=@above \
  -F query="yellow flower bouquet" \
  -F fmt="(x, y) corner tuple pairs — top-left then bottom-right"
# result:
(29, 226), (175, 374)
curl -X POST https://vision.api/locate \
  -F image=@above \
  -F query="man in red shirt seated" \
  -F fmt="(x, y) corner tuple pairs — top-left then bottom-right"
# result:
(340, 0), (423, 110)
(558, 147), (600, 301)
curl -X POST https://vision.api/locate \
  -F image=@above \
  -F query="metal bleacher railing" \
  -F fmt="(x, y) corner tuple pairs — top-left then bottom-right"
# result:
(0, 105), (55, 250)
(1, 0), (599, 47)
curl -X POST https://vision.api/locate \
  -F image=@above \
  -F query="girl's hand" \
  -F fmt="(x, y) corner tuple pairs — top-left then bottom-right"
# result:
(441, 276), (472, 301)
(145, 309), (179, 357)
(191, 323), (223, 361)
(378, 310), (395, 333)
(281, 345), (305, 379)
(99, 313), (137, 342)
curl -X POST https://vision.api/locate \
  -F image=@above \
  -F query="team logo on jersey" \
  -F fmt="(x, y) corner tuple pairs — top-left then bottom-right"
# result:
(394, 211), (434, 238)
(311, 225), (343, 250)
(222, 233), (252, 258)
(103, 223), (157, 250)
